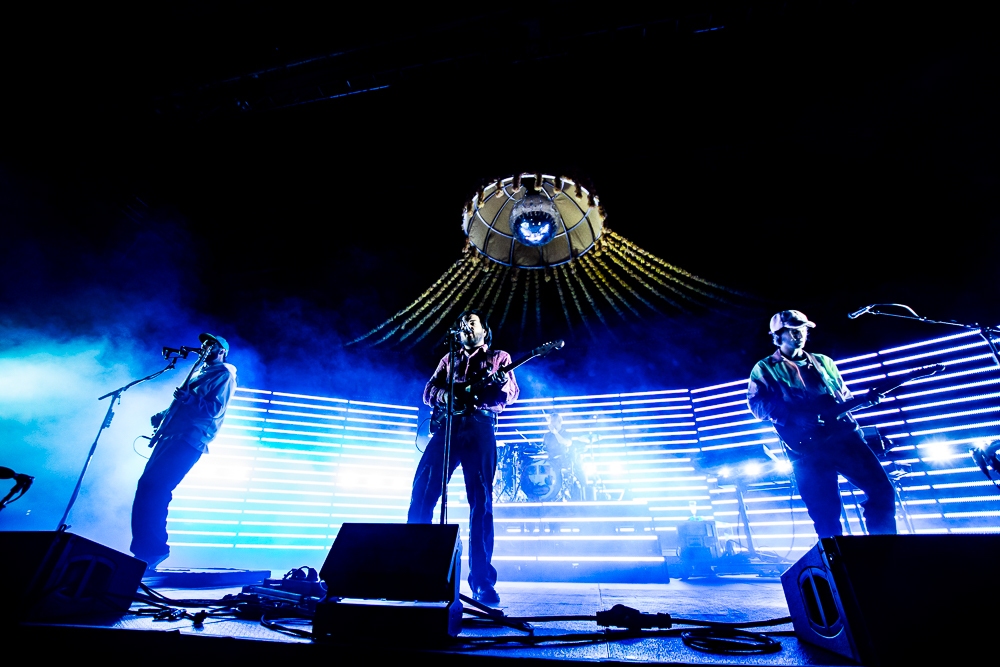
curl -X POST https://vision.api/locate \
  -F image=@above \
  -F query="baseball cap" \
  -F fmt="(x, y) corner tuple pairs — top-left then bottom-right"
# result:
(199, 332), (230, 352)
(769, 310), (816, 334)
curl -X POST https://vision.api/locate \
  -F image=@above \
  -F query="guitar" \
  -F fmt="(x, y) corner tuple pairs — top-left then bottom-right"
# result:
(429, 340), (565, 435)
(777, 363), (944, 456)
(147, 343), (213, 448)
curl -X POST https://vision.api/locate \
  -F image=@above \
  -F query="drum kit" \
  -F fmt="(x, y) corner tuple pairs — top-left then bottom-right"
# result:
(493, 440), (588, 503)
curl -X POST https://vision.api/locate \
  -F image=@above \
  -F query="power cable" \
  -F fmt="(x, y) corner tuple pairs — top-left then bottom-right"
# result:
(681, 627), (783, 654)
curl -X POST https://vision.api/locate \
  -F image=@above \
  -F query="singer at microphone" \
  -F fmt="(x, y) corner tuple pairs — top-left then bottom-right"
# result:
(408, 309), (520, 607)
(130, 332), (238, 572)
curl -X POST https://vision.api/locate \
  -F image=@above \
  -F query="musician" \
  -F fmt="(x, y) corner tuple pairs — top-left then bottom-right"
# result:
(130, 333), (237, 571)
(543, 413), (584, 501)
(747, 310), (896, 538)
(407, 310), (519, 606)
(543, 413), (574, 459)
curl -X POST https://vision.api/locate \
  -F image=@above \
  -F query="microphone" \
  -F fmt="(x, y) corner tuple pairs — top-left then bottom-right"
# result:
(848, 305), (874, 320)
(161, 346), (202, 360)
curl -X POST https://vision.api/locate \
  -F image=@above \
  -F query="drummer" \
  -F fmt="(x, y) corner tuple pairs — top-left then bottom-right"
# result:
(543, 413), (576, 468)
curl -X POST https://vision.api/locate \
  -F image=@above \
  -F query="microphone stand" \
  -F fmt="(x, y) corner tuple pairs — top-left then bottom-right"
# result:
(439, 329), (463, 525)
(56, 356), (180, 531)
(859, 304), (1000, 367)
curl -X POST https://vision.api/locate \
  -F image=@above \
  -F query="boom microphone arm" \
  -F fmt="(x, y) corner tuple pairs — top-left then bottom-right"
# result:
(849, 303), (1000, 367)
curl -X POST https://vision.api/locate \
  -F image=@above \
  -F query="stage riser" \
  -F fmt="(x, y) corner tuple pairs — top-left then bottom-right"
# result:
(495, 562), (669, 583)
(491, 540), (663, 558)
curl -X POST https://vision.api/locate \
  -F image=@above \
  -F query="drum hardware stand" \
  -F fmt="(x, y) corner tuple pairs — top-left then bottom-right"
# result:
(733, 479), (761, 558)
(56, 355), (181, 531)
(839, 485), (868, 535)
(886, 464), (916, 534)
(493, 441), (520, 503)
(558, 463), (585, 502)
(850, 303), (1000, 366)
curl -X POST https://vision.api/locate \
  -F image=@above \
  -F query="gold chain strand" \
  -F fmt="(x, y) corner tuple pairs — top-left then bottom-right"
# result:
(578, 255), (625, 319)
(582, 255), (640, 317)
(534, 269), (542, 333)
(496, 268), (519, 332)
(605, 240), (707, 306)
(550, 265), (575, 332)
(520, 269), (531, 336)
(568, 261), (607, 326)
(364, 259), (476, 347)
(406, 285), (470, 348)
(396, 260), (479, 344)
(462, 261), (491, 310)
(396, 255), (477, 328)
(487, 265), (510, 316)
(404, 263), (482, 348)
(389, 257), (478, 338)
(607, 236), (726, 303)
(476, 262), (504, 311)
(345, 259), (464, 345)
(603, 251), (685, 313)
(607, 230), (751, 297)
(593, 255), (662, 315)
(558, 264), (594, 337)
(608, 235), (705, 292)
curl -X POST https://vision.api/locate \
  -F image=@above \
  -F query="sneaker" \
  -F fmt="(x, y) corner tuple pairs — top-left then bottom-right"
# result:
(472, 583), (500, 606)
(139, 552), (169, 574)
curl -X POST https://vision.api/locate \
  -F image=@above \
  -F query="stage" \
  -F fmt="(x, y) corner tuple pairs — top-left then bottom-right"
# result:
(20, 578), (854, 666)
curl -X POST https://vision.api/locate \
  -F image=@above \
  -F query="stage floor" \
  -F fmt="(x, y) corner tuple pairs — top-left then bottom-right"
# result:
(24, 577), (854, 666)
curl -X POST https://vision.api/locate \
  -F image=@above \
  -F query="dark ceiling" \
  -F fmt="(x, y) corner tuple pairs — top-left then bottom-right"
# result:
(2, 2), (998, 392)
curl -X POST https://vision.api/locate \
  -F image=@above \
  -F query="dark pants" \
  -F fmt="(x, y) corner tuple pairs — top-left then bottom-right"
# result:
(407, 413), (498, 590)
(130, 437), (203, 562)
(791, 430), (898, 538)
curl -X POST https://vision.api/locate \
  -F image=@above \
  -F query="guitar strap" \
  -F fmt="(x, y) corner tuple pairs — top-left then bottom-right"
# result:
(803, 351), (841, 399)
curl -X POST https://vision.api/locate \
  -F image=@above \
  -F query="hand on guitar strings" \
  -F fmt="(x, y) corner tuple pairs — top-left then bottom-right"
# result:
(789, 412), (822, 428)
(150, 412), (165, 428)
(863, 389), (884, 407)
(173, 387), (194, 403)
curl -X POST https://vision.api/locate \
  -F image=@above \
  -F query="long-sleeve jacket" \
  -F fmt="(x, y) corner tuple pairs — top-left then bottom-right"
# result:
(423, 346), (519, 414)
(747, 349), (852, 428)
(155, 361), (238, 452)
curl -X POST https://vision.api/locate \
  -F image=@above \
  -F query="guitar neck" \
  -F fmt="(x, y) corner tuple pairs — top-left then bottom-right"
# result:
(821, 367), (936, 421)
(498, 352), (539, 376)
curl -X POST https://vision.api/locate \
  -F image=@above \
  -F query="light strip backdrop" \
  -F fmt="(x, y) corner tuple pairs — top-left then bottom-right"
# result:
(167, 330), (1000, 572)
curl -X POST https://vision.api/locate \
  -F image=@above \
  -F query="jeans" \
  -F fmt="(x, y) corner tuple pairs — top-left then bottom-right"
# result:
(130, 436), (203, 562)
(790, 429), (898, 538)
(407, 413), (498, 589)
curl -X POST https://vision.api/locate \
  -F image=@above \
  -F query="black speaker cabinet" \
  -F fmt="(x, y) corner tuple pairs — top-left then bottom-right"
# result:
(0, 531), (146, 624)
(782, 534), (1000, 666)
(314, 523), (463, 642)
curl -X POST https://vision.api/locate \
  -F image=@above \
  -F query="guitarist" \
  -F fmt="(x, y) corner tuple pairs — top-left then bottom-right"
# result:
(407, 310), (519, 607)
(130, 333), (237, 571)
(747, 310), (897, 538)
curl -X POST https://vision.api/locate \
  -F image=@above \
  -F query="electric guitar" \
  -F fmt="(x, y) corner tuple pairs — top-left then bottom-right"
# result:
(429, 340), (565, 435)
(147, 344), (213, 448)
(777, 363), (944, 456)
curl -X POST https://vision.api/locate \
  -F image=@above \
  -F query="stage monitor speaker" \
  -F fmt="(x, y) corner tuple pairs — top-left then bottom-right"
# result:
(782, 534), (1000, 666)
(0, 531), (146, 624)
(314, 523), (463, 642)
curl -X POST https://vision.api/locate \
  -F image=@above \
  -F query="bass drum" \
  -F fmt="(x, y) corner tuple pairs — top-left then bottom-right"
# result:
(519, 456), (562, 502)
